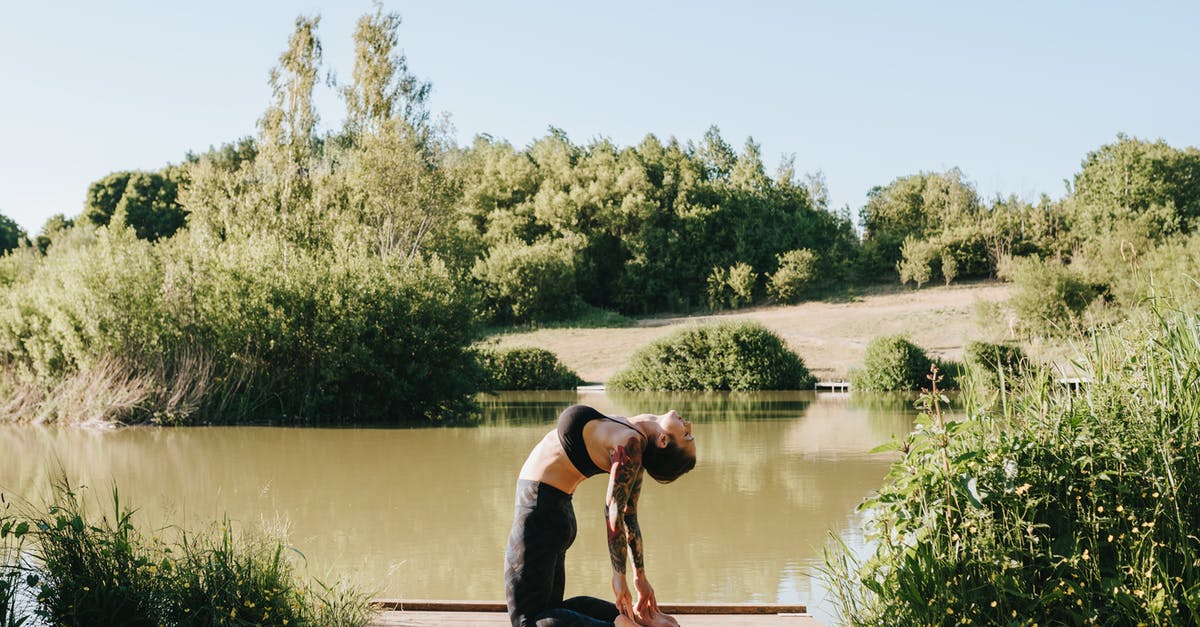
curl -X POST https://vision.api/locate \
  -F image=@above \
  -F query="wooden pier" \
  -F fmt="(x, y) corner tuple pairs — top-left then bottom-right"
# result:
(368, 600), (824, 626)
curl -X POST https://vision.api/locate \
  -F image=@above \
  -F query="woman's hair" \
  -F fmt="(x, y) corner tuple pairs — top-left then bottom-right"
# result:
(642, 437), (696, 483)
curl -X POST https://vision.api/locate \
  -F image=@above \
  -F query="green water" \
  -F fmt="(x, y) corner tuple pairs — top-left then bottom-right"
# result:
(0, 390), (923, 622)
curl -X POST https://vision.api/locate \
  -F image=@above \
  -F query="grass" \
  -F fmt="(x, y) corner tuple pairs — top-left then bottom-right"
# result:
(489, 280), (1012, 383)
(823, 304), (1200, 625)
(0, 480), (374, 627)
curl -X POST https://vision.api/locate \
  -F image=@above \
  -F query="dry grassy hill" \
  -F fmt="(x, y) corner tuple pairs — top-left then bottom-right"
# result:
(485, 281), (1014, 384)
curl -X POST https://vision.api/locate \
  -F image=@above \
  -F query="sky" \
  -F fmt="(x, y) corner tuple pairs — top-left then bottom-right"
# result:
(1, 1), (1198, 233)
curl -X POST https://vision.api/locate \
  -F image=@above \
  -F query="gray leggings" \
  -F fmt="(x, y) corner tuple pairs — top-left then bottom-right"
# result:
(504, 480), (619, 627)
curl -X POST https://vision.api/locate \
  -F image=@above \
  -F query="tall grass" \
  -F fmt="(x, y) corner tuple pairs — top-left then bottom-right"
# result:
(1, 498), (31, 627)
(0, 481), (374, 626)
(824, 306), (1200, 625)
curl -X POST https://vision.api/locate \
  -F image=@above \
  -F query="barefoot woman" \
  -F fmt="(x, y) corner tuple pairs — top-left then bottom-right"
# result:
(504, 405), (697, 626)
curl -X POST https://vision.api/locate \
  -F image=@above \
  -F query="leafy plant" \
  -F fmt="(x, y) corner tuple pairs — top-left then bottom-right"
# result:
(825, 308), (1200, 625)
(849, 335), (935, 391)
(479, 347), (582, 390)
(7, 480), (374, 626)
(609, 321), (813, 391)
(767, 248), (819, 302)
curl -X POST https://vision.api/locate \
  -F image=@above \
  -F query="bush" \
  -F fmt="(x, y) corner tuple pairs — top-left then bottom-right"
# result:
(608, 321), (813, 391)
(767, 248), (819, 302)
(825, 308), (1200, 626)
(962, 340), (1031, 391)
(849, 335), (934, 391)
(2, 481), (372, 627)
(480, 347), (582, 390)
(897, 237), (937, 288)
(1002, 256), (1098, 336)
(0, 225), (484, 425)
(706, 262), (757, 310)
(472, 238), (580, 323)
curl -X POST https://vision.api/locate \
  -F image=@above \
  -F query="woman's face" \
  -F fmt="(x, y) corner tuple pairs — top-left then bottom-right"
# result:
(658, 409), (696, 453)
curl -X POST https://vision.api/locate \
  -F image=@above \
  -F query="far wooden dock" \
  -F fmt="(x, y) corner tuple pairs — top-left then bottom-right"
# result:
(367, 600), (824, 626)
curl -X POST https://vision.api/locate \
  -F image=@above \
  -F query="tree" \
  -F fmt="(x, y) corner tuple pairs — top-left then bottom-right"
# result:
(1071, 134), (1200, 239)
(341, 120), (451, 262)
(730, 138), (769, 192)
(255, 14), (324, 238)
(342, 2), (431, 138)
(35, 214), (74, 253)
(0, 212), (26, 254)
(260, 15), (322, 164)
(897, 236), (936, 288)
(695, 126), (736, 182)
(860, 169), (980, 279)
(82, 170), (185, 241)
(185, 137), (258, 172)
(767, 248), (819, 302)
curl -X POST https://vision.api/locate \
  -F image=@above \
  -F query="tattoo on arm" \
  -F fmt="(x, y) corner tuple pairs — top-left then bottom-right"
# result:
(624, 473), (645, 573)
(605, 438), (643, 576)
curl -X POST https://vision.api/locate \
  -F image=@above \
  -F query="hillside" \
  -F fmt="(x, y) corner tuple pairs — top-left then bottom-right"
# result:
(486, 281), (1014, 384)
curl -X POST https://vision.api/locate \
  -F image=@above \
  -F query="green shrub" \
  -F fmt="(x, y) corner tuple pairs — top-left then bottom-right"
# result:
(962, 340), (1031, 391)
(472, 238), (580, 323)
(0, 225), (483, 425)
(767, 248), (819, 302)
(849, 335), (934, 391)
(1002, 256), (1098, 336)
(825, 308), (1200, 626)
(4, 482), (372, 627)
(897, 237), (937, 288)
(706, 262), (757, 310)
(480, 347), (582, 390)
(0, 214), (25, 255)
(608, 321), (813, 391)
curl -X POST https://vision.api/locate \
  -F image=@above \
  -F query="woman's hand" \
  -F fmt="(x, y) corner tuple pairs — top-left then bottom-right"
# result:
(633, 572), (660, 619)
(612, 573), (634, 618)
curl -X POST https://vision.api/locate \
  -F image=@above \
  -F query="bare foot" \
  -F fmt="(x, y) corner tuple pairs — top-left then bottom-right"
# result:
(615, 615), (639, 627)
(632, 611), (679, 627)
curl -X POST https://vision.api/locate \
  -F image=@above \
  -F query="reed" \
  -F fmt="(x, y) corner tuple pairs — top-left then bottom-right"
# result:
(0, 480), (374, 626)
(823, 305), (1200, 625)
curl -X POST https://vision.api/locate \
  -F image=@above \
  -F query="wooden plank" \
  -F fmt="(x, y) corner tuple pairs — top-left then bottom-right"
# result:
(370, 600), (808, 614)
(368, 610), (824, 626)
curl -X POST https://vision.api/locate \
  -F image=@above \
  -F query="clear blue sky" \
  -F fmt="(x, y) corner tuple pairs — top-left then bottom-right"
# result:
(2, 1), (1198, 233)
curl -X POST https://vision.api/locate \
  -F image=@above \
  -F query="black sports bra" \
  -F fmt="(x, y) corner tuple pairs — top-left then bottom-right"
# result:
(556, 405), (641, 477)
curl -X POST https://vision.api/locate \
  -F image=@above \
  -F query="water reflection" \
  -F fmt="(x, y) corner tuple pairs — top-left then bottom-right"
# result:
(0, 391), (927, 623)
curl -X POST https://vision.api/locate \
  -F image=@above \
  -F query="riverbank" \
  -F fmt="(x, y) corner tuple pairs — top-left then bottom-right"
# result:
(486, 281), (1013, 383)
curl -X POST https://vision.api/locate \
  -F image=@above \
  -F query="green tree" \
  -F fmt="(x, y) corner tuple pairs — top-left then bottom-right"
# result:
(1070, 134), (1200, 239)
(860, 169), (980, 278)
(729, 138), (769, 192)
(850, 335), (934, 391)
(767, 248), (819, 302)
(473, 238), (580, 323)
(1002, 256), (1097, 336)
(340, 119), (452, 262)
(35, 213), (74, 253)
(696, 125), (736, 181)
(342, 2), (431, 137)
(82, 170), (185, 241)
(0, 212), (26, 254)
(185, 137), (257, 172)
(897, 236), (936, 288)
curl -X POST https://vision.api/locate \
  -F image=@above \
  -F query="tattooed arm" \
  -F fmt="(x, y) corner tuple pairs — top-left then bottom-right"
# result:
(624, 472), (646, 574)
(605, 436), (643, 617)
(625, 472), (668, 623)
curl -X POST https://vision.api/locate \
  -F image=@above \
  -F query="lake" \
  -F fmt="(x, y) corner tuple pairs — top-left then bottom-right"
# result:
(0, 390), (925, 624)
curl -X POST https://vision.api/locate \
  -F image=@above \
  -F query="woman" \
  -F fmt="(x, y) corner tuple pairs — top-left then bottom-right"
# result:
(504, 404), (697, 627)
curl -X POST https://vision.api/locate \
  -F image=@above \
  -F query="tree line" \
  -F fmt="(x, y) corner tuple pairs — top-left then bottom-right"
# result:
(1, 9), (1198, 422)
